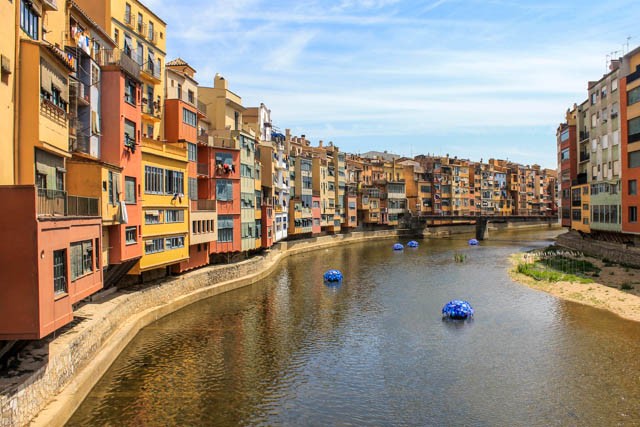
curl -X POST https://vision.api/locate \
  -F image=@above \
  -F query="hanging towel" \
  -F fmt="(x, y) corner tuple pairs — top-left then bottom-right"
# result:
(120, 200), (129, 224)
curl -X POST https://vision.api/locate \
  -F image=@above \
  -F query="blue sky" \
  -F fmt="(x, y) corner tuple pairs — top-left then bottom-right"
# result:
(146, 0), (640, 168)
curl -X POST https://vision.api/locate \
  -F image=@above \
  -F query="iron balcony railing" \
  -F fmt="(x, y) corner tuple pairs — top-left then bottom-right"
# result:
(579, 151), (590, 162)
(37, 189), (100, 217)
(96, 48), (140, 79)
(192, 199), (216, 211)
(142, 63), (162, 80)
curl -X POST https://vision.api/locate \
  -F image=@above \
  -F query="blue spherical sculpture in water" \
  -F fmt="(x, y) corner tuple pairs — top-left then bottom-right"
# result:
(442, 300), (474, 319)
(393, 243), (404, 251)
(407, 241), (419, 248)
(323, 269), (343, 282)
(468, 238), (479, 246)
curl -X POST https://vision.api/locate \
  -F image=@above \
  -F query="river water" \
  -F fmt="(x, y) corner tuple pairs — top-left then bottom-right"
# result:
(67, 230), (640, 426)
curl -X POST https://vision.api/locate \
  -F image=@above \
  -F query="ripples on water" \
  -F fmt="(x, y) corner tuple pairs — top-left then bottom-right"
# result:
(67, 230), (640, 426)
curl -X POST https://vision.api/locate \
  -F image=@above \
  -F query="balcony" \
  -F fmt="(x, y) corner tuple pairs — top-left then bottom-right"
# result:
(124, 13), (135, 29)
(37, 189), (100, 217)
(42, 0), (57, 10)
(142, 102), (162, 120)
(197, 163), (209, 177)
(141, 63), (162, 82)
(148, 30), (159, 45)
(96, 49), (140, 79)
(580, 130), (590, 142)
(579, 151), (590, 163)
(191, 199), (216, 211)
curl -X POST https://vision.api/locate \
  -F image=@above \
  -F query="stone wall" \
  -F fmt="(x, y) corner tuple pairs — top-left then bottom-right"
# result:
(1, 230), (409, 427)
(557, 231), (640, 267)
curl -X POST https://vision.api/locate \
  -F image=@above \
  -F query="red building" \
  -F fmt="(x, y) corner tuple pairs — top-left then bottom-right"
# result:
(312, 194), (322, 234)
(0, 187), (103, 339)
(557, 108), (577, 227)
(98, 49), (143, 282)
(204, 136), (242, 254)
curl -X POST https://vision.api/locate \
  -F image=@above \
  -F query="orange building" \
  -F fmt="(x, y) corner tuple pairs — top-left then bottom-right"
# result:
(621, 47), (640, 233)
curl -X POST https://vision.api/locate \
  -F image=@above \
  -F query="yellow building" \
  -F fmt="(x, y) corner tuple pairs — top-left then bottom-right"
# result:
(571, 183), (591, 233)
(312, 156), (332, 228)
(75, 0), (167, 145)
(132, 138), (189, 274)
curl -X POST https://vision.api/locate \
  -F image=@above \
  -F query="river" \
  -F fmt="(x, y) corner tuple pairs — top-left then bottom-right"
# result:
(67, 229), (640, 425)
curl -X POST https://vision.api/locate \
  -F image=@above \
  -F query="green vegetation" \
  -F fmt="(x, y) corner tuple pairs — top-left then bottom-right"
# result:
(621, 283), (635, 291)
(454, 253), (467, 263)
(538, 256), (601, 275)
(516, 263), (594, 284)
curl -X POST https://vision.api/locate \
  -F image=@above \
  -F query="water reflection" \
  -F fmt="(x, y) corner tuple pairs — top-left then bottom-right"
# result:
(68, 229), (640, 426)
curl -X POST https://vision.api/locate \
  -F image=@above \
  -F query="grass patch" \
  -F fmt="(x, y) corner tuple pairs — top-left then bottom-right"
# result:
(516, 264), (594, 284)
(538, 255), (601, 274)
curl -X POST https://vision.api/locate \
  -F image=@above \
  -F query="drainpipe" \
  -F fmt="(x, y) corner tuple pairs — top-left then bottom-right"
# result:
(13, 2), (20, 184)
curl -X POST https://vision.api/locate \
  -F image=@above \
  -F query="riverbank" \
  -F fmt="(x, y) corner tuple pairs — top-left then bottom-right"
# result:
(2, 230), (412, 427)
(509, 252), (640, 323)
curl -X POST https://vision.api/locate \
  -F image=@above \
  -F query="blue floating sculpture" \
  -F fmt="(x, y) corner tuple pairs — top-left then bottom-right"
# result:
(468, 238), (479, 246)
(407, 241), (419, 248)
(393, 243), (404, 251)
(323, 269), (343, 282)
(442, 300), (474, 319)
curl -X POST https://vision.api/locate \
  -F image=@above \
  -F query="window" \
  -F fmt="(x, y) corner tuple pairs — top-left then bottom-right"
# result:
(243, 164), (255, 178)
(124, 79), (136, 105)
(420, 185), (431, 193)
(187, 142), (197, 162)
(70, 240), (93, 281)
(114, 29), (119, 44)
(145, 238), (164, 254)
(612, 79), (618, 92)
(591, 92), (597, 105)
(255, 190), (262, 208)
(560, 148), (570, 161)
(591, 113), (597, 128)
(165, 170), (184, 195)
(216, 152), (233, 167)
(188, 177), (198, 201)
(349, 201), (356, 209)
(137, 12), (143, 31)
(256, 219), (261, 238)
(630, 180), (638, 196)
(125, 226), (137, 245)
(145, 210), (162, 224)
(630, 151), (640, 169)
(165, 209), (184, 223)
(313, 218), (320, 226)
(125, 3), (132, 23)
(630, 207), (638, 223)
(145, 166), (163, 193)
(188, 90), (194, 104)
(147, 124), (154, 139)
(166, 236), (185, 250)
(628, 87), (640, 106)
(149, 21), (154, 40)
(216, 179), (233, 201)
(560, 129), (569, 142)
(183, 108), (197, 127)
(234, 111), (239, 130)
(629, 117), (640, 143)
(241, 192), (254, 209)
(313, 200), (320, 208)
(108, 171), (114, 204)
(20, 0), (39, 40)
(125, 176), (136, 203)
(218, 215), (234, 242)
(53, 249), (67, 296)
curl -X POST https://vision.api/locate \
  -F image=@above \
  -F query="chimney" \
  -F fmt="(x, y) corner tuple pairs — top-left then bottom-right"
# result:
(329, 141), (333, 146)
(214, 73), (228, 89)
(610, 59), (621, 71)
(318, 140), (323, 147)
(285, 129), (291, 140)
(301, 135), (306, 144)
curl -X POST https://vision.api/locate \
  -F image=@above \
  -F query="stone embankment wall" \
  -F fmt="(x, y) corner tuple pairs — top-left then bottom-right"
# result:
(0, 230), (408, 427)
(557, 231), (640, 267)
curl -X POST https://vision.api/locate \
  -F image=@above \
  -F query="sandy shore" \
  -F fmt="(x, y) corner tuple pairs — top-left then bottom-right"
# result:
(509, 253), (640, 323)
